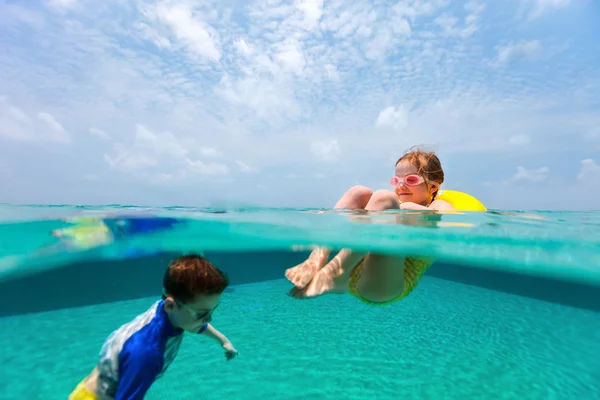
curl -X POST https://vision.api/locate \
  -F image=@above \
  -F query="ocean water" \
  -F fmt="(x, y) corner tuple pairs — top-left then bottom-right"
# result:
(0, 205), (599, 399)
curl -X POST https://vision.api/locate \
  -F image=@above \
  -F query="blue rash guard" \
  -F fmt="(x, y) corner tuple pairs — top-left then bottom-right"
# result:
(94, 300), (207, 399)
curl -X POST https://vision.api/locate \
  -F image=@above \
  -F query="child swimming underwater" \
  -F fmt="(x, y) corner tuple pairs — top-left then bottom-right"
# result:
(68, 254), (238, 400)
(285, 148), (454, 305)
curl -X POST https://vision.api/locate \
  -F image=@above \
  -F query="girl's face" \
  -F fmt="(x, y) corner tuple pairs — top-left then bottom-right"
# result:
(392, 160), (439, 206)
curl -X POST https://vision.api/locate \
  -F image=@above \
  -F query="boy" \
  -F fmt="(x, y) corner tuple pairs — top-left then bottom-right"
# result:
(69, 254), (238, 400)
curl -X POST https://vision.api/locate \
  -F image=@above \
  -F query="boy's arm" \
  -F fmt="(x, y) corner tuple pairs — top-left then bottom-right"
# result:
(201, 323), (232, 346)
(115, 347), (163, 400)
(201, 323), (239, 359)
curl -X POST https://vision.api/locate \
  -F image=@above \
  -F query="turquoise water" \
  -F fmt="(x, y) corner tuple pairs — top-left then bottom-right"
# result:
(2, 278), (599, 399)
(0, 205), (599, 399)
(1, 205), (600, 284)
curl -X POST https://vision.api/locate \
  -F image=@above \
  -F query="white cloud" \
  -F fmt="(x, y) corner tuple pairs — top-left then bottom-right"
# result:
(323, 64), (339, 81)
(234, 39), (252, 57)
(483, 165), (550, 189)
(496, 40), (542, 63)
(8, 107), (30, 122)
(310, 139), (341, 162)
(273, 39), (307, 76)
(526, 0), (575, 20)
(104, 143), (157, 171)
(0, 97), (70, 143)
(577, 159), (600, 181)
(375, 106), (410, 129)
(104, 124), (228, 180)
(145, 1), (221, 63)
(216, 74), (301, 124)
(434, 0), (485, 38)
(509, 166), (550, 183)
(37, 112), (70, 143)
(295, 0), (324, 30)
(185, 159), (229, 176)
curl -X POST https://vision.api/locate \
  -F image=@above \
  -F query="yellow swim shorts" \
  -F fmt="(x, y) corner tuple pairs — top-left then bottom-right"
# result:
(68, 379), (98, 400)
(348, 255), (435, 306)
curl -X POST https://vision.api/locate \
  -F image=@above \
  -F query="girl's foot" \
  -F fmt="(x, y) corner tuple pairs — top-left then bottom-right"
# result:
(288, 250), (363, 298)
(287, 261), (348, 298)
(285, 247), (330, 288)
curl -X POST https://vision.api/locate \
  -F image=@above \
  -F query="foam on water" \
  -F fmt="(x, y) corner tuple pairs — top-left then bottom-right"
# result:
(1, 204), (599, 286)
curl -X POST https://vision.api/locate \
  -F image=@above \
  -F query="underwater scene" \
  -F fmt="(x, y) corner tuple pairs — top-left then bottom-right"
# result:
(0, 206), (599, 399)
(2, 0), (600, 399)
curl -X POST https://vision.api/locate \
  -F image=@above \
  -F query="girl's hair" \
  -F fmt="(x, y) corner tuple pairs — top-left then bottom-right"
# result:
(396, 147), (444, 201)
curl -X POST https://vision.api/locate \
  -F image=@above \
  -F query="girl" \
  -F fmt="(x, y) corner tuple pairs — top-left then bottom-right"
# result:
(285, 148), (454, 305)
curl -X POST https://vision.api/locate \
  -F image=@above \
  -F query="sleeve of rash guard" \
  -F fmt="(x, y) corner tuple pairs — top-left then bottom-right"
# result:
(114, 344), (164, 400)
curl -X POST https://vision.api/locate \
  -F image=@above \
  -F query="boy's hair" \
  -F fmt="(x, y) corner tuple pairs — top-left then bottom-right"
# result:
(396, 146), (445, 200)
(162, 254), (229, 303)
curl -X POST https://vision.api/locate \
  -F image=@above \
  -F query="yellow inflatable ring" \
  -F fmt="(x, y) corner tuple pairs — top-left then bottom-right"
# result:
(435, 189), (487, 211)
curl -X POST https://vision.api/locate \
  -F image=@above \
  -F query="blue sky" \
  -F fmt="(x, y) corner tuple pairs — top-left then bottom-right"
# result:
(0, 0), (599, 210)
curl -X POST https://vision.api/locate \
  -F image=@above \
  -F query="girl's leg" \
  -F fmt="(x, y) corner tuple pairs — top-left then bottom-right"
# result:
(289, 190), (401, 298)
(285, 185), (373, 288)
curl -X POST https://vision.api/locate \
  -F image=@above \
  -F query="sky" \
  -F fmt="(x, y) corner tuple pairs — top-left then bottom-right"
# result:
(0, 0), (599, 210)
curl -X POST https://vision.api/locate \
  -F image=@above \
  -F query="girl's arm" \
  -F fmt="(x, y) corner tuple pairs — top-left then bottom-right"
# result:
(428, 199), (455, 211)
(400, 199), (454, 211)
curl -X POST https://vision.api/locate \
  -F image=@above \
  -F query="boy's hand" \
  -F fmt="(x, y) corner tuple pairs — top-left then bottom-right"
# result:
(222, 342), (238, 360)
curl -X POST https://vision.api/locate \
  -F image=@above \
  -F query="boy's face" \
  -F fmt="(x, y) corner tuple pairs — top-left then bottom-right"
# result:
(165, 293), (222, 333)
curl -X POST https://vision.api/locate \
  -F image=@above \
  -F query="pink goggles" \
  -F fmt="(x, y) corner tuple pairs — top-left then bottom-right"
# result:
(390, 174), (428, 187)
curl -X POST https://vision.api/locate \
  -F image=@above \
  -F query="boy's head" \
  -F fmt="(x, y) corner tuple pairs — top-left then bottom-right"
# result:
(162, 254), (229, 333)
